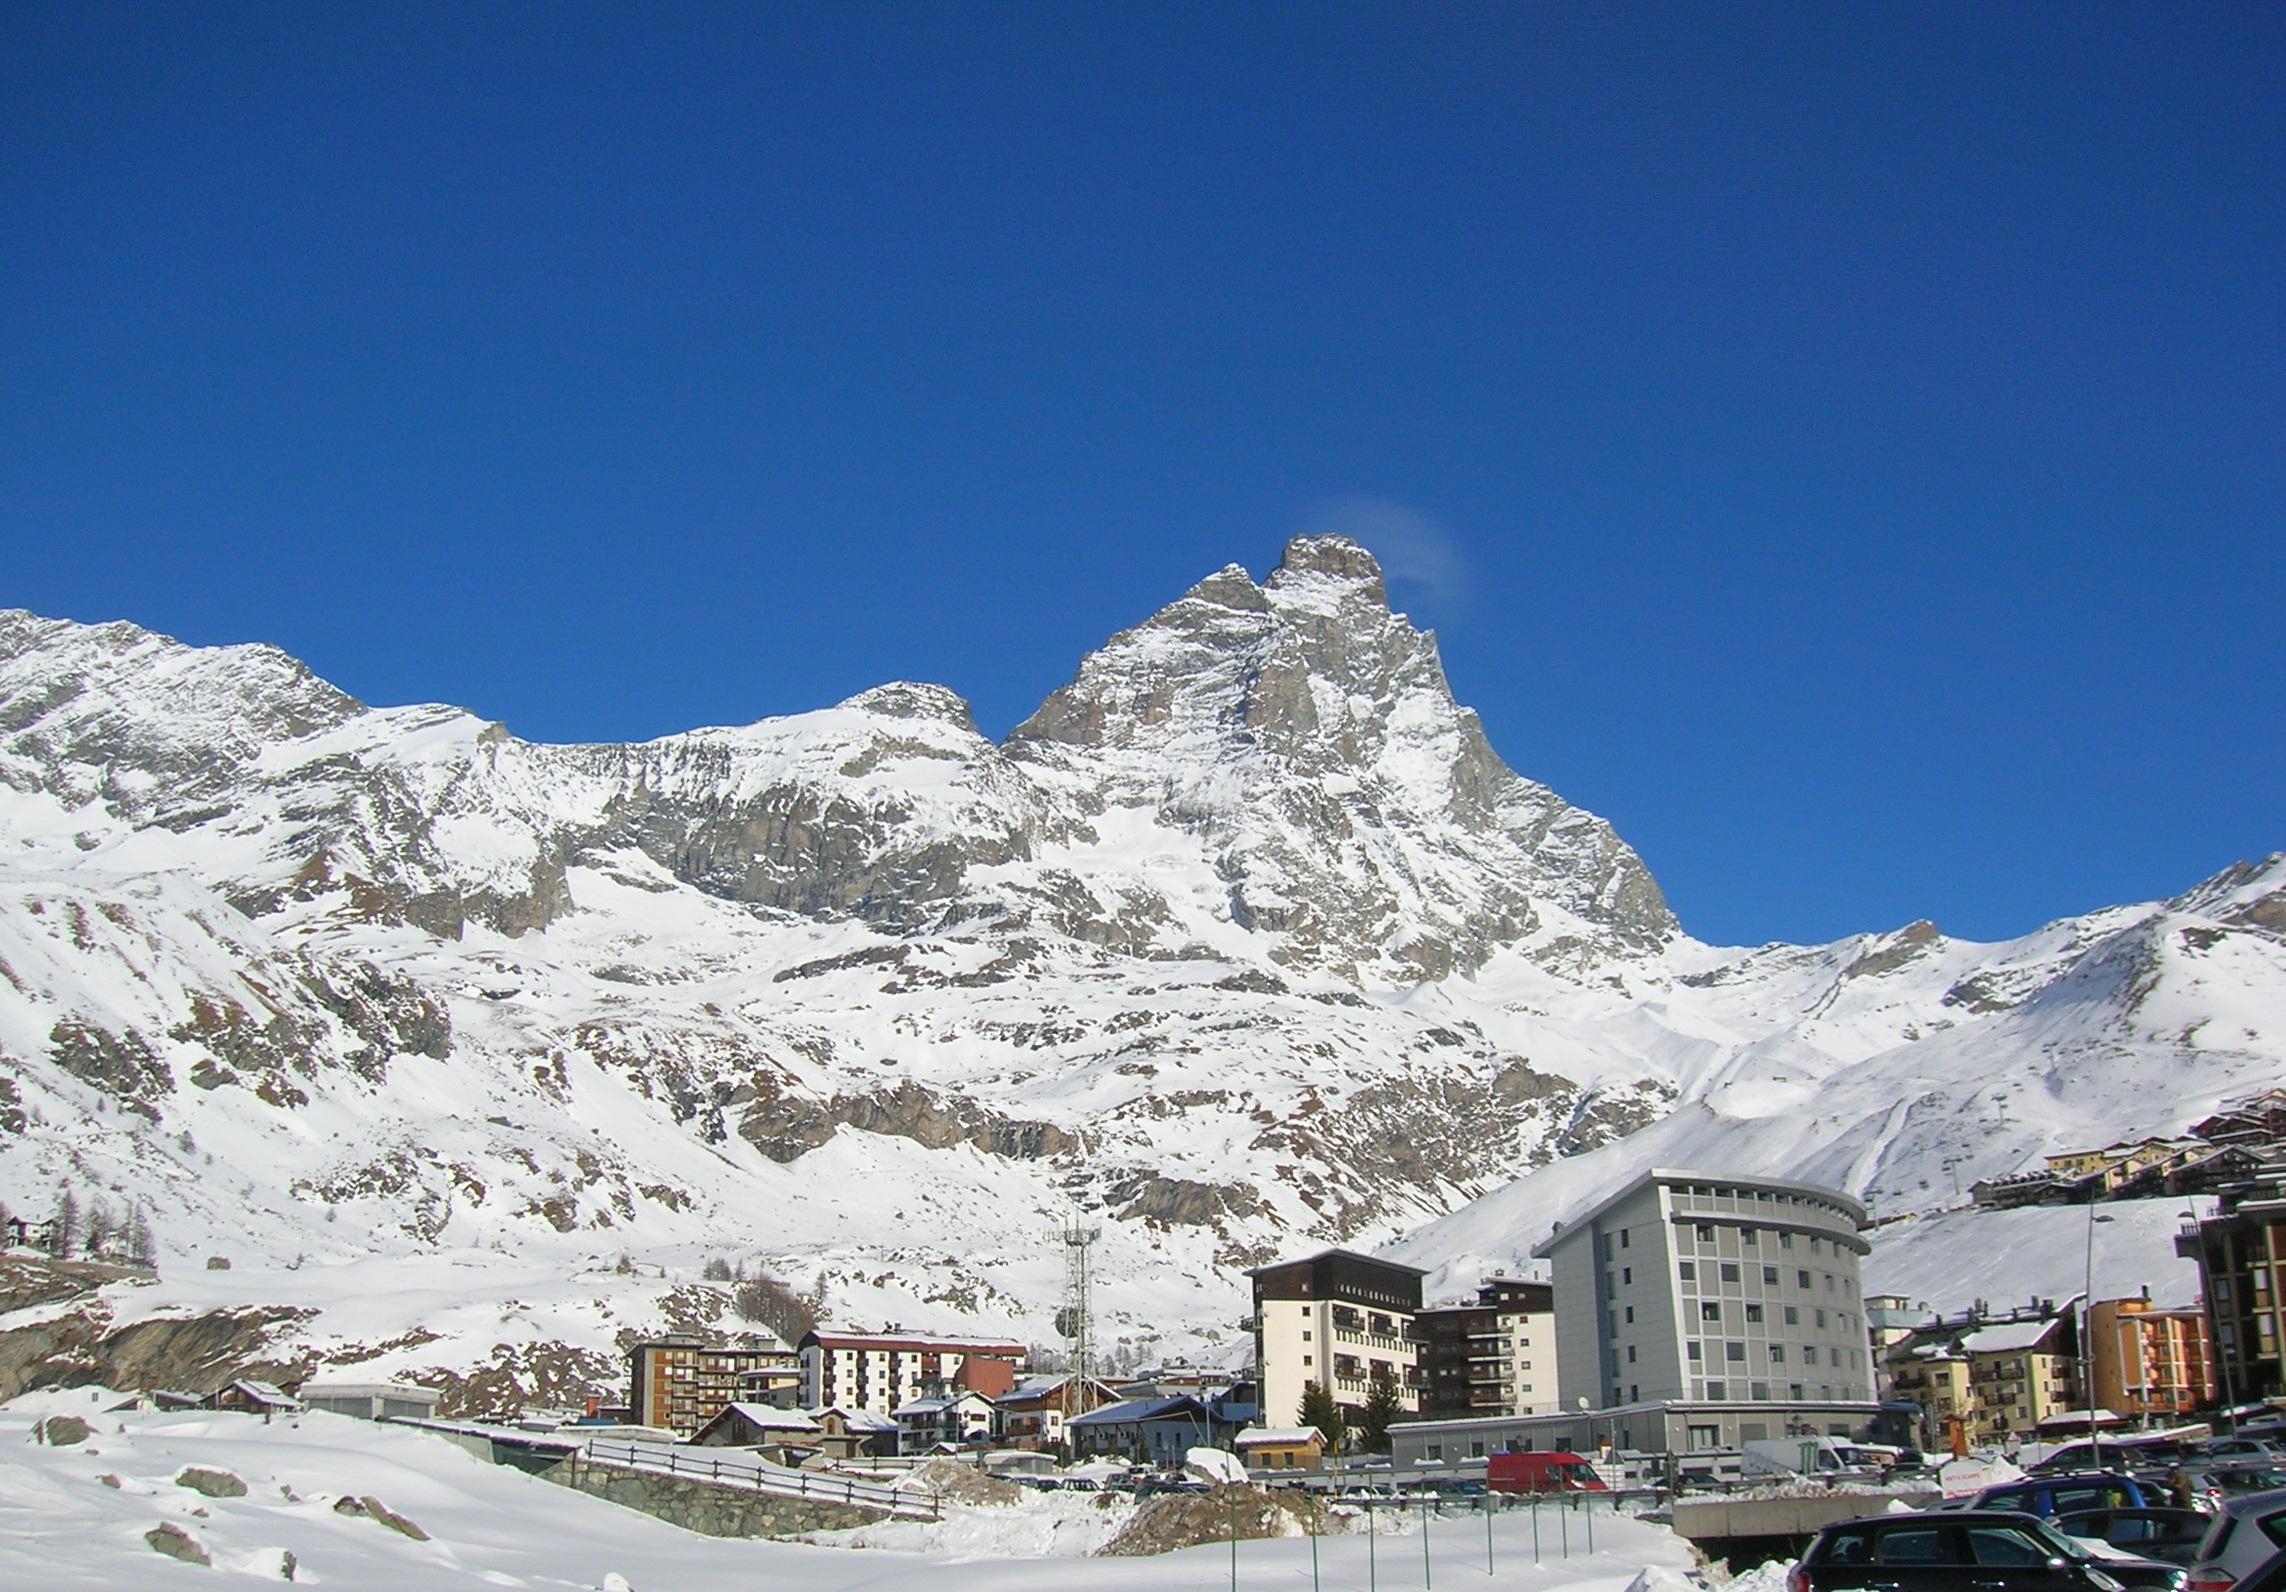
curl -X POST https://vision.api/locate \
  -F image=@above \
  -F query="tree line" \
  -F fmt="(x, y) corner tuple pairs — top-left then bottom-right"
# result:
(1, 1188), (159, 1268)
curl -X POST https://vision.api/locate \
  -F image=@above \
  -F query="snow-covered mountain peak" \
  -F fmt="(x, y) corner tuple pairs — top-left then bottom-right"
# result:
(0, 566), (2275, 1414)
(834, 681), (984, 734)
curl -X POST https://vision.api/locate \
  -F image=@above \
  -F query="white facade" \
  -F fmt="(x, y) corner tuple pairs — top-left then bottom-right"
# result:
(797, 1332), (1026, 1415)
(1249, 1250), (1427, 1429)
(1533, 1168), (1875, 1413)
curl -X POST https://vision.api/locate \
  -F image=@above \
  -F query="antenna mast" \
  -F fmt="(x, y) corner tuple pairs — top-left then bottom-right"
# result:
(1054, 1213), (1101, 1416)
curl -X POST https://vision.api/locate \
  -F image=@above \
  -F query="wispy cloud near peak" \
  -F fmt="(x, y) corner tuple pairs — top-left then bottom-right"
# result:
(1300, 497), (1471, 609)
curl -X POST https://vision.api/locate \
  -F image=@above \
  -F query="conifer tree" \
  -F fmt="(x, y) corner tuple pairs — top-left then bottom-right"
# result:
(1299, 1379), (1347, 1452)
(1358, 1369), (1402, 1453)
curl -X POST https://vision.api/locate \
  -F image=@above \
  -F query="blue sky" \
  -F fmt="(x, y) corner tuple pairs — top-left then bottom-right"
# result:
(5, 3), (2281, 947)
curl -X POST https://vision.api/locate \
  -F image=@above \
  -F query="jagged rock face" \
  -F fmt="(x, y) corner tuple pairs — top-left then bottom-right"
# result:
(1010, 538), (1674, 976)
(0, 539), (1669, 976)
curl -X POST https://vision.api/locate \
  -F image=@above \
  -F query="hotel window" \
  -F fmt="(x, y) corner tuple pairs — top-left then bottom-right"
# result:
(1697, 1223), (1716, 1242)
(1679, 1262), (1696, 1282)
(1763, 1266), (1779, 1285)
(1745, 1304), (1764, 1323)
(1721, 1263), (1740, 1283)
(1701, 1302), (1722, 1323)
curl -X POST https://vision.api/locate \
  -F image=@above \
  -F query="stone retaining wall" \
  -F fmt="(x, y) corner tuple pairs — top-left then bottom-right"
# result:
(542, 1457), (891, 1537)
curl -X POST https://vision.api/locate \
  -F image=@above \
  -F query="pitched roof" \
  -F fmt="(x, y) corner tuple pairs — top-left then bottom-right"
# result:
(1069, 1395), (1210, 1428)
(223, 1379), (297, 1406)
(704, 1402), (821, 1433)
(1235, 1427), (1324, 1447)
(1959, 1319), (2064, 1355)
(891, 1391), (991, 1418)
(810, 1405), (899, 1432)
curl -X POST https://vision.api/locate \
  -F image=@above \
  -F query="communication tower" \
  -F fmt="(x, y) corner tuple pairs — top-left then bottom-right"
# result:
(1054, 1213), (1101, 1416)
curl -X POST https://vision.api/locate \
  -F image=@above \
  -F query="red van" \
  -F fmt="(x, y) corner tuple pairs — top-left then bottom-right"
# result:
(1486, 1451), (1606, 1494)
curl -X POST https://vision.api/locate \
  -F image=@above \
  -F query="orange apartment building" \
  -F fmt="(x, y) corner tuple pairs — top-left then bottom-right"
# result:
(627, 1334), (803, 1436)
(2089, 1294), (2216, 1419)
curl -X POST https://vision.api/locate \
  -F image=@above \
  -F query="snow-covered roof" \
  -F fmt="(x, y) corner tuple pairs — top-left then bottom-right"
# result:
(300, 1381), (442, 1403)
(811, 1406), (899, 1432)
(223, 1380), (298, 1407)
(891, 1392), (990, 1419)
(1235, 1427), (1323, 1448)
(708, 1403), (820, 1433)
(805, 1330), (1026, 1355)
(1959, 1319), (2063, 1354)
(1070, 1395), (1209, 1428)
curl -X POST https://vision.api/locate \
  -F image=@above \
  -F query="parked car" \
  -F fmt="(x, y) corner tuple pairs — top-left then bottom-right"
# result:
(2038, 1443), (2151, 1475)
(1788, 1510), (2186, 1590)
(1976, 1474), (2170, 1519)
(2188, 1464), (2286, 1499)
(2055, 1509), (2212, 1568)
(2225, 1547), (2286, 1592)
(2186, 1487), (2286, 1591)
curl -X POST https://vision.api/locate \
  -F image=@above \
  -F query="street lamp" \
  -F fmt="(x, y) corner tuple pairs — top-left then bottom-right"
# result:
(2083, 1208), (2115, 1447)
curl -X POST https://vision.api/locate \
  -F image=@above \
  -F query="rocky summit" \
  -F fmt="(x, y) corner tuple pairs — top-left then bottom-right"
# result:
(1, 537), (2282, 1407)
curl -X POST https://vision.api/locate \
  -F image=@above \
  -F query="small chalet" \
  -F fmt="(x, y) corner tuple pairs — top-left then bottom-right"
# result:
(206, 1379), (300, 1417)
(891, 1389), (996, 1450)
(811, 1405), (899, 1461)
(2, 1214), (30, 1249)
(1234, 1426), (1326, 1470)
(692, 1402), (823, 1453)
(1068, 1394), (1215, 1465)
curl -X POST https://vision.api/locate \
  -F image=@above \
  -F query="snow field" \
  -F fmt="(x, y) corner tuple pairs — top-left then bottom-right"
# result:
(0, 1386), (1705, 1590)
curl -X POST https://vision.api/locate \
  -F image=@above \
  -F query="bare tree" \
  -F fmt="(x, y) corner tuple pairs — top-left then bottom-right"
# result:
(730, 1273), (817, 1344)
(47, 1189), (79, 1260)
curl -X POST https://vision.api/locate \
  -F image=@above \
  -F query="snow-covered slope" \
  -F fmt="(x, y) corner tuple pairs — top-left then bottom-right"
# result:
(0, 1384), (1700, 1589)
(1, 537), (2279, 1409)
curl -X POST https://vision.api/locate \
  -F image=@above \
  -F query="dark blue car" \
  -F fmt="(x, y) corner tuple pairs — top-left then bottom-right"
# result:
(1973, 1473), (2167, 1519)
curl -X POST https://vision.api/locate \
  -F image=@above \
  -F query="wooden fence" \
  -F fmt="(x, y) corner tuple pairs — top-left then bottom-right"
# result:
(579, 1438), (941, 1521)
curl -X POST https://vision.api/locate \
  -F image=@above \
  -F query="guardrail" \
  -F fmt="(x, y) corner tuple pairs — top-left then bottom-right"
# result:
(580, 1438), (941, 1521)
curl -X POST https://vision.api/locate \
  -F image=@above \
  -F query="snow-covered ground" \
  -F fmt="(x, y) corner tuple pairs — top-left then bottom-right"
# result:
(0, 1385), (1704, 1590)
